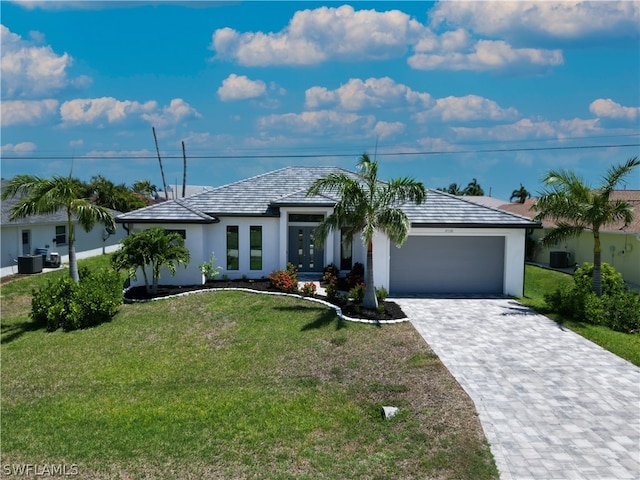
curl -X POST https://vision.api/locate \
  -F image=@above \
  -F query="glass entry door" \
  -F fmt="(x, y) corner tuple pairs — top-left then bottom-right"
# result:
(288, 226), (324, 272)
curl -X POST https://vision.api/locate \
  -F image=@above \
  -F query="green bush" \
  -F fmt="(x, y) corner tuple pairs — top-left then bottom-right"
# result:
(573, 262), (625, 296)
(544, 262), (639, 334)
(348, 283), (365, 304)
(602, 291), (640, 334)
(31, 269), (122, 331)
(375, 286), (388, 302)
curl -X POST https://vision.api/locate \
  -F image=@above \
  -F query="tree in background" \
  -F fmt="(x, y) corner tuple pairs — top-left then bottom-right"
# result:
(307, 153), (426, 310)
(132, 180), (158, 198)
(463, 178), (484, 196)
(112, 227), (190, 295)
(86, 175), (147, 212)
(534, 157), (639, 296)
(2, 174), (116, 283)
(510, 184), (531, 203)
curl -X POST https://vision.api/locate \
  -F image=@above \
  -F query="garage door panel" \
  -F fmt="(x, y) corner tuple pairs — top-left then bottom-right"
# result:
(390, 236), (504, 294)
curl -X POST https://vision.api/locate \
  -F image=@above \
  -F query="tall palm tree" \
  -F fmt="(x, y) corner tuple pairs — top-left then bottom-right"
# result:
(463, 178), (484, 196)
(534, 157), (639, 296)
(510, 184), (531, 203)
(307, 153), (426, 309)
(2, 174), (116, 283)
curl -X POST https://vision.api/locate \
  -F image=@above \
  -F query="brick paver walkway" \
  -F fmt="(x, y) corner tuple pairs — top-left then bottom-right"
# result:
(395, 297), (640, 480)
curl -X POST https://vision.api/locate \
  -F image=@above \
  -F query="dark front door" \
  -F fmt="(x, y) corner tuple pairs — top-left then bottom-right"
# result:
(288, 226), (324, 272)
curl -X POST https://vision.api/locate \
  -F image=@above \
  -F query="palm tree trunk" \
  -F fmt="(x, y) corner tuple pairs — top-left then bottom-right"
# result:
(67, 208), (79, 283)
(592, 232), (602, 297)
(363, 240), (378, 310)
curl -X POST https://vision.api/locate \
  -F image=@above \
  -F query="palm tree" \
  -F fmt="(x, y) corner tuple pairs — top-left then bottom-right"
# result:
(111, 227), (190, 295)
(307, 153), (426, 309)
(447, 183), (463, 195)
(1, 174), (116, 283)
(534, 157), (639, 296)
(132, 180), (158, 198)
(510, 184), (531, 203)
(463, 178), (484, 196)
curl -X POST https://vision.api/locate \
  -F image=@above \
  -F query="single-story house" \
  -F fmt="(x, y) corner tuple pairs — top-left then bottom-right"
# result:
(116, 166), (540, 296)
(1, 181), (127, 277)
(498, 191), (640, 287)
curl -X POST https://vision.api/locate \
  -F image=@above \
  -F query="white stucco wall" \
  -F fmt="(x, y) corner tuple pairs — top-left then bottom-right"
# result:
(373, 227), (527, 297)
(1, 222), (126, 276)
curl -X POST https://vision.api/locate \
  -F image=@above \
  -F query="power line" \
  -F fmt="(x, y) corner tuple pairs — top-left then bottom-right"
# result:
(2, 142), (639, 161)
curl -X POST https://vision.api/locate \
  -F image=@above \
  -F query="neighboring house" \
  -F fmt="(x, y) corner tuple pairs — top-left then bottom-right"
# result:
(1, 181), (127, 277)
(498, 191), (640, 286)
(116, 166), (540, 296)
(155, 185), (214, 201)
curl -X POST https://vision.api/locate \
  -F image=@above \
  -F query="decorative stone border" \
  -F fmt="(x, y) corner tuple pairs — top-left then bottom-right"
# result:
(122, 287), (409, 325)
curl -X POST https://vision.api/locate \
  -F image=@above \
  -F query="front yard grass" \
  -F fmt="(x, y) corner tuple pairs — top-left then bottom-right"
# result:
(519, 264), (640, 366)
(1, 255), (497, 479)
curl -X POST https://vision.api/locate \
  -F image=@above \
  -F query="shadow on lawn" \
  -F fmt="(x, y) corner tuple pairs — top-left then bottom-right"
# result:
(1, 319), (42, 345)
(274, 304), (347, 331)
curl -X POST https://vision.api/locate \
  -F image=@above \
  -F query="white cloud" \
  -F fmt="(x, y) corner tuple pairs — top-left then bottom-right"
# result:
(1, 24), (91, 99)
(141, 98), (201, 128)
(414, 95), (520, 123)
(373, 121), (405, 140)
(408, 39), (563, 72)
(429, 1), (639, 43)
(1, 99), (58, 126)
(211, 4), (425, 66)
(1, 142), (37, 154)
(258, 110), (375, 136)
(59, 97), (200, 127)
(452, 118), (601, 142)
(589, 99), (639, 121)
(305, 77), (432, 111)
(217, 74), (267, 101)
(60, 97), (157, 124)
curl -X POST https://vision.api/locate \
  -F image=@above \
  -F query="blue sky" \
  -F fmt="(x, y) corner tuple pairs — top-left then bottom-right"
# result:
(1, 0), (639, 201)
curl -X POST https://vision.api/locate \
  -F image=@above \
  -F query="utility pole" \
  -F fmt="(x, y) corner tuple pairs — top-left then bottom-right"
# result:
(182, 141), (187, 198)
(152, 127), (169, 201)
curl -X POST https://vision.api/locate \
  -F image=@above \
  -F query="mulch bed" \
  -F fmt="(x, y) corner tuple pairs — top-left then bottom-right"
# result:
(124, 279), (407, 321)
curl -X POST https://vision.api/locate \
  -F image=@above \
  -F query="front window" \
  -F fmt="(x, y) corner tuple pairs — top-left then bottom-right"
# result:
(55, 225), (67, 245)
(226, 226), (239, 270)
(250, 226), (262, 270)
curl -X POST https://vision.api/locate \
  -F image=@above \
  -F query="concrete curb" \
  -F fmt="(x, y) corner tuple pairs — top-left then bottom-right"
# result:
(122, 286), (409, 325)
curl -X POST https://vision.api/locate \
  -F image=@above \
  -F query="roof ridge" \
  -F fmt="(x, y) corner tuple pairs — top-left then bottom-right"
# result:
(428, 188), (539, 223)
(174, 198), (215, 221)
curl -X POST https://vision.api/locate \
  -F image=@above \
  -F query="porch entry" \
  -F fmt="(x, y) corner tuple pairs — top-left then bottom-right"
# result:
(288, 226), (324, 272)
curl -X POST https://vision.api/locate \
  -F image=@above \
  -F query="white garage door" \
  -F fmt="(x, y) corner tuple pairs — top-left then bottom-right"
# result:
(389, 236), (505, 294)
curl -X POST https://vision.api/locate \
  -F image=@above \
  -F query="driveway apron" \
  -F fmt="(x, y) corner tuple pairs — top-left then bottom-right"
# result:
(395, 297), (640, 480)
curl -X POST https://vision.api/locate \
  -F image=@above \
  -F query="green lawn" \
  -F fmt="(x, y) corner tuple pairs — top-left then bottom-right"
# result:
(519, 264), (640, 366)
(1, 255), (497, 479)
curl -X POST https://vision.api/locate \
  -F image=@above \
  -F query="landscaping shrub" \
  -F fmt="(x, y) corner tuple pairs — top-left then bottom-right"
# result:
(269, 262), (298, 293)
(322, 264), (339, 300)
(32, 269), (122, 331)
(348, 283), (366, 304)
(301, 282), (317, 297)
(544, 262), (640, 334)
(375, 286), (388, 303)
(346, 262), (364, 289)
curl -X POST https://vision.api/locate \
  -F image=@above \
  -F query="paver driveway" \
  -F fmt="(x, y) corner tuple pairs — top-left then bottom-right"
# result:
(395, 297), (640, 480)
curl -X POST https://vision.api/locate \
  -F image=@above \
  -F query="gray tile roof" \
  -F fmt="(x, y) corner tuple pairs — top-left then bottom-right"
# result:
(404, 190), (539, 227)
(1, 180), (121, 226)
(116, 166), (540, 228)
